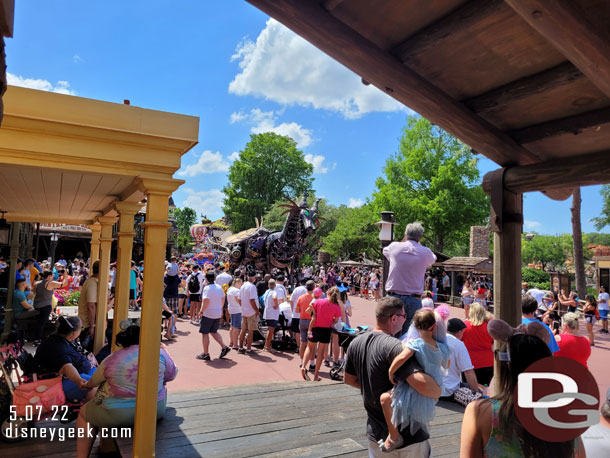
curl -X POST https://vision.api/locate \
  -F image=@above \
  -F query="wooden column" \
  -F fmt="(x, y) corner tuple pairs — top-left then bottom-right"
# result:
(450, 271), (458, 302)
(1, 223), (20, 340)
(112, 202), (141, 352)
(133, 179), (181, 458)
(89, 222), (101, 265)
(94, 216), (116, 354)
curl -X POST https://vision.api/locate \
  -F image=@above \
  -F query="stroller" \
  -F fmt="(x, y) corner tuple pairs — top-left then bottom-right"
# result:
(329, 326), (370, 381)
(271, 304), (298, 353)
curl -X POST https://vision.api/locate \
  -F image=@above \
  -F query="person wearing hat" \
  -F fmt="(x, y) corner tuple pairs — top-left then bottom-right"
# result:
(582, 387), (610, 457)
(440, 318), (481, 401)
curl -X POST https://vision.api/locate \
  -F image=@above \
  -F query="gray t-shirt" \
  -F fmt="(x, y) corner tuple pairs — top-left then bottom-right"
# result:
(582, 423), (610, 458)
(344, 331), (429, 446)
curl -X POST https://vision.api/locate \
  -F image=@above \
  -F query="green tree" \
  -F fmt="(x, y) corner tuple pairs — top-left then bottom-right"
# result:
(371, 116), (489, 254)
(591, 184), (610, 230)
(322, 205), (379, 261)
(174, 207), (197, 254)
(521, 234), (567, 271)
(222, 133), (314, 232)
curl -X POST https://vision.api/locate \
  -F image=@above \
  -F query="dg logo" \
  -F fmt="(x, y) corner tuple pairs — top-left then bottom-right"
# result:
(515, 356), (600, 441)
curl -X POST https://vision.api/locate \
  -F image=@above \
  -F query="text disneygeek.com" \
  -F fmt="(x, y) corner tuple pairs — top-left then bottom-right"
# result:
(5, 424), (132, 441)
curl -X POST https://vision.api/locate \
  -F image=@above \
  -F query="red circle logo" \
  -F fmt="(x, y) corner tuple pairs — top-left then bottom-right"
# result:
(514, 356), (600, 442)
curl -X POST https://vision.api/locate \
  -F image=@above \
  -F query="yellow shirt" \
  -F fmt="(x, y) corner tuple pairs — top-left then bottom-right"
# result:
(78, 277), (98, 328)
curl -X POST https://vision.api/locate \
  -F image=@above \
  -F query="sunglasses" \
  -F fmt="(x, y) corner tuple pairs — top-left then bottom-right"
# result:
(393, 313), (406, 318)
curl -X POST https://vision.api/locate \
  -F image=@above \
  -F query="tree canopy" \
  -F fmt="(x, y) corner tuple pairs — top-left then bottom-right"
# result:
(321, 205), (379, 261)
(371, 116), (489, 254)
(521, 233), (569, 271)
(222, 133), (314, 232)
(174, 207), (197, 254)
(591, 184), (610, 231)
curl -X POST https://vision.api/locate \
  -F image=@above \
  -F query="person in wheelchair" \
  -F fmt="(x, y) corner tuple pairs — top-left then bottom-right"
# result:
(34, 316), (97, 402)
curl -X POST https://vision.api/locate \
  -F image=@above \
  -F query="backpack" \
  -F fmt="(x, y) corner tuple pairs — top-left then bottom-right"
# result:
(188, 273), (200, 293)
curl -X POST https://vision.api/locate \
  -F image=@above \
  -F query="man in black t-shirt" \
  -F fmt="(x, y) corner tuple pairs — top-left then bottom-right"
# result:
(344, 296), (440, 457)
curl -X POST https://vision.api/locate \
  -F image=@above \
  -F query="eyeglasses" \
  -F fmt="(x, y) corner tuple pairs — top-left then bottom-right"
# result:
(393, 313), (406, 319)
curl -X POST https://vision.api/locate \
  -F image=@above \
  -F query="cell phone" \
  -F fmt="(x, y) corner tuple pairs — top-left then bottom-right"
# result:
(553, 321), (560, 330)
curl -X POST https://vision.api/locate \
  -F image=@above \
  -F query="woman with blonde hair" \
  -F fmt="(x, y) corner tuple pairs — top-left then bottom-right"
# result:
(461, 303), (494, 386)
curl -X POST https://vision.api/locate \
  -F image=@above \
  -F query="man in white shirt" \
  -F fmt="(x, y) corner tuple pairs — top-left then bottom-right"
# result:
(526, 286), (545, 306)
(290, 279), (308, 347)
(238, 272), (260, 354)
(275, 274), (288, 304)
(598, 285), (609, 334)
(227, 277), (242, 348)
(262, 279), (280, 352)
(441, 318), (481, 400)
(197, 271), (230, 361)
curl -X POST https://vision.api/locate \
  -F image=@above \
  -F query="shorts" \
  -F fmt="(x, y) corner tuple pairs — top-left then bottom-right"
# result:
(265, 319), (278, 328)
(165, 297), (179, 314)
(178, 293), (187, 299)
(230, 313), (242, 328)
(290, 317), (300, 333)
(309, 327), (331, 344)
(84, 396), (166, 428)
(599, 309), (609, 320)
(162, 310), (172, 319)
(199, 316), (220, 334)
(299, 318), (311, 342)
(242, 314), (258, 331)
(585, 315), (596, 325)
(63, 367), (96, 402)
(129, 289), (136, 300)
(189, 294), (201, 303)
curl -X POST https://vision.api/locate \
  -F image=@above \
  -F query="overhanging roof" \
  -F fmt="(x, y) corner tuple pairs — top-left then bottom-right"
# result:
(442, 256), (493, 273)
(247, 0), (610, 198)
(0, 86), (199, 224)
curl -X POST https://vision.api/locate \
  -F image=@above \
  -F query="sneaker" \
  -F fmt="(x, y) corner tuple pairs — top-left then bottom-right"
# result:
(219, 347), (231, 359)
(196, 353), (211, 360)
(309, 363), (315, 371)
(323, 360), (331, 367)
(245, 349), (253, 354)
(238, 347), (246, 354)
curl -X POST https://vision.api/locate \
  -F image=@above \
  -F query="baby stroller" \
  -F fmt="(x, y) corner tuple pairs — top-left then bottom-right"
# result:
(329, 326), (370, 381)
(271, 304), (298, 353)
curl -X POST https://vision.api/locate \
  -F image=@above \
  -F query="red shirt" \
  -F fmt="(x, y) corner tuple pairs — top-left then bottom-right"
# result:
(462, 321), (494, 369)
(312, 299), (341, 328)
(555, 333), (591, 368)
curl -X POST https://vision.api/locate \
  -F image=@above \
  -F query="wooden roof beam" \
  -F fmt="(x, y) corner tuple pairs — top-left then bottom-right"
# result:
(246, 0), (539, 166)
(505, 0), (610, 100)
(482, 150), (610, 196)
(508, 107), (610, 144)
(392, 0), (505, 62)
(464, 62), (584, 115)
(323, 0), (344, 12)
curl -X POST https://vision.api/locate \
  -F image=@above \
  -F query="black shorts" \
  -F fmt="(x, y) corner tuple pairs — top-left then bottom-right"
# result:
(290, 317), (300, 333)
(129, 289), (136, 300)
(189, 294), (201, 303)
(162, 310), (172, 319)
(309, 327), (331, 344)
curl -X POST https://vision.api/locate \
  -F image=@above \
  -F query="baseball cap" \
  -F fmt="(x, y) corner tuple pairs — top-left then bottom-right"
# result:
(447, 318), (467, 333)
(313, 287), (323, 298)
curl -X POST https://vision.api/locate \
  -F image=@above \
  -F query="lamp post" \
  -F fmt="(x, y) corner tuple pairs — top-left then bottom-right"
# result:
(376, 211), (396, 297)
(49, 231), (60, 265)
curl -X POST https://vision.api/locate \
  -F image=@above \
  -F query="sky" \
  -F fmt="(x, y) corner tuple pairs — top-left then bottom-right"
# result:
(5, 1), (608, 236)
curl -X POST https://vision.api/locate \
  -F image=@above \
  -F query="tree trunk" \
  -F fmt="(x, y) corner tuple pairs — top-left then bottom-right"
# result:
(571, 188), (586, 299)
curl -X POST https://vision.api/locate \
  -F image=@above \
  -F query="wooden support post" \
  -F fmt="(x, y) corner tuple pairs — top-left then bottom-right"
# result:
(133, 179), (181, 458)
(89, 222), (101, 265)
(112, 202), (141, 352)
(450, 271), (458, 302)
(1, 222), (20, 340)
(94, 216), (116, 355)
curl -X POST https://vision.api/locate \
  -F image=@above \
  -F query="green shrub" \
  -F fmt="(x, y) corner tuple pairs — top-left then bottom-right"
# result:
(66, 291), (80, 307)
(528, 281), (550, 291)
(522, 267), (549, 284)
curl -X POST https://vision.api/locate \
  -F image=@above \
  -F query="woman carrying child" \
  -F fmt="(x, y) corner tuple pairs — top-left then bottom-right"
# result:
(379, 308), (450, 452)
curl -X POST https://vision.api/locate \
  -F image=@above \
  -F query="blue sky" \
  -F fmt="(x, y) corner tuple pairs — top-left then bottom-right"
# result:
(6, 1), (608, 235)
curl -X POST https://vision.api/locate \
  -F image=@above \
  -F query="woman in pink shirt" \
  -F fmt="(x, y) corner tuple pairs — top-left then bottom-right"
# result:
(301, 287), (341, 381)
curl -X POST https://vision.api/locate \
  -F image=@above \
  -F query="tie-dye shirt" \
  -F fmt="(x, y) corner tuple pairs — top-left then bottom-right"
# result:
(90, 345), (177, 406)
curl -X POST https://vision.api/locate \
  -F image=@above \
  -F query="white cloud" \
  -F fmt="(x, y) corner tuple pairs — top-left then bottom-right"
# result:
(230, 108), (312, 148)
(304, 153), (330, 174)
(177, 150), (230, 177)
(181, 188), (225, 220)
(229, 19), (405, 119)
(73, 54), (83, 63)
(524, 220), (542, 231)
(228, 152), (240, 162)
(7, 73), (76, 95)
(348, 197), (364, 208)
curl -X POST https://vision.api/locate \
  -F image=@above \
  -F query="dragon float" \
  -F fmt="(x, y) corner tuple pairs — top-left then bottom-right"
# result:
(224, 192), (322, 275)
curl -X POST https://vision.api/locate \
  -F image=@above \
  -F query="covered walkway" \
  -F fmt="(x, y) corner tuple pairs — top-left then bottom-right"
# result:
(0, 85), (198, 456)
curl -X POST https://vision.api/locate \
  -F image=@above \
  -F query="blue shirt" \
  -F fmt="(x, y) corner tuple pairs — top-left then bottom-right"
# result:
(12, 289), (29, 315)
(522, 318), (559, 354)
(130, 269), (137, 290)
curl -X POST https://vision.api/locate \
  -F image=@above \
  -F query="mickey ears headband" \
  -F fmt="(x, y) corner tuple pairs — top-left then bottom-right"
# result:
(487, 318), (550, 362)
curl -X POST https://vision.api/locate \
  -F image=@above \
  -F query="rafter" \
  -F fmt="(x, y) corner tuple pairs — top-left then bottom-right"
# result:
(246, 0), (539, 166)
(505, 0), (610, 100)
